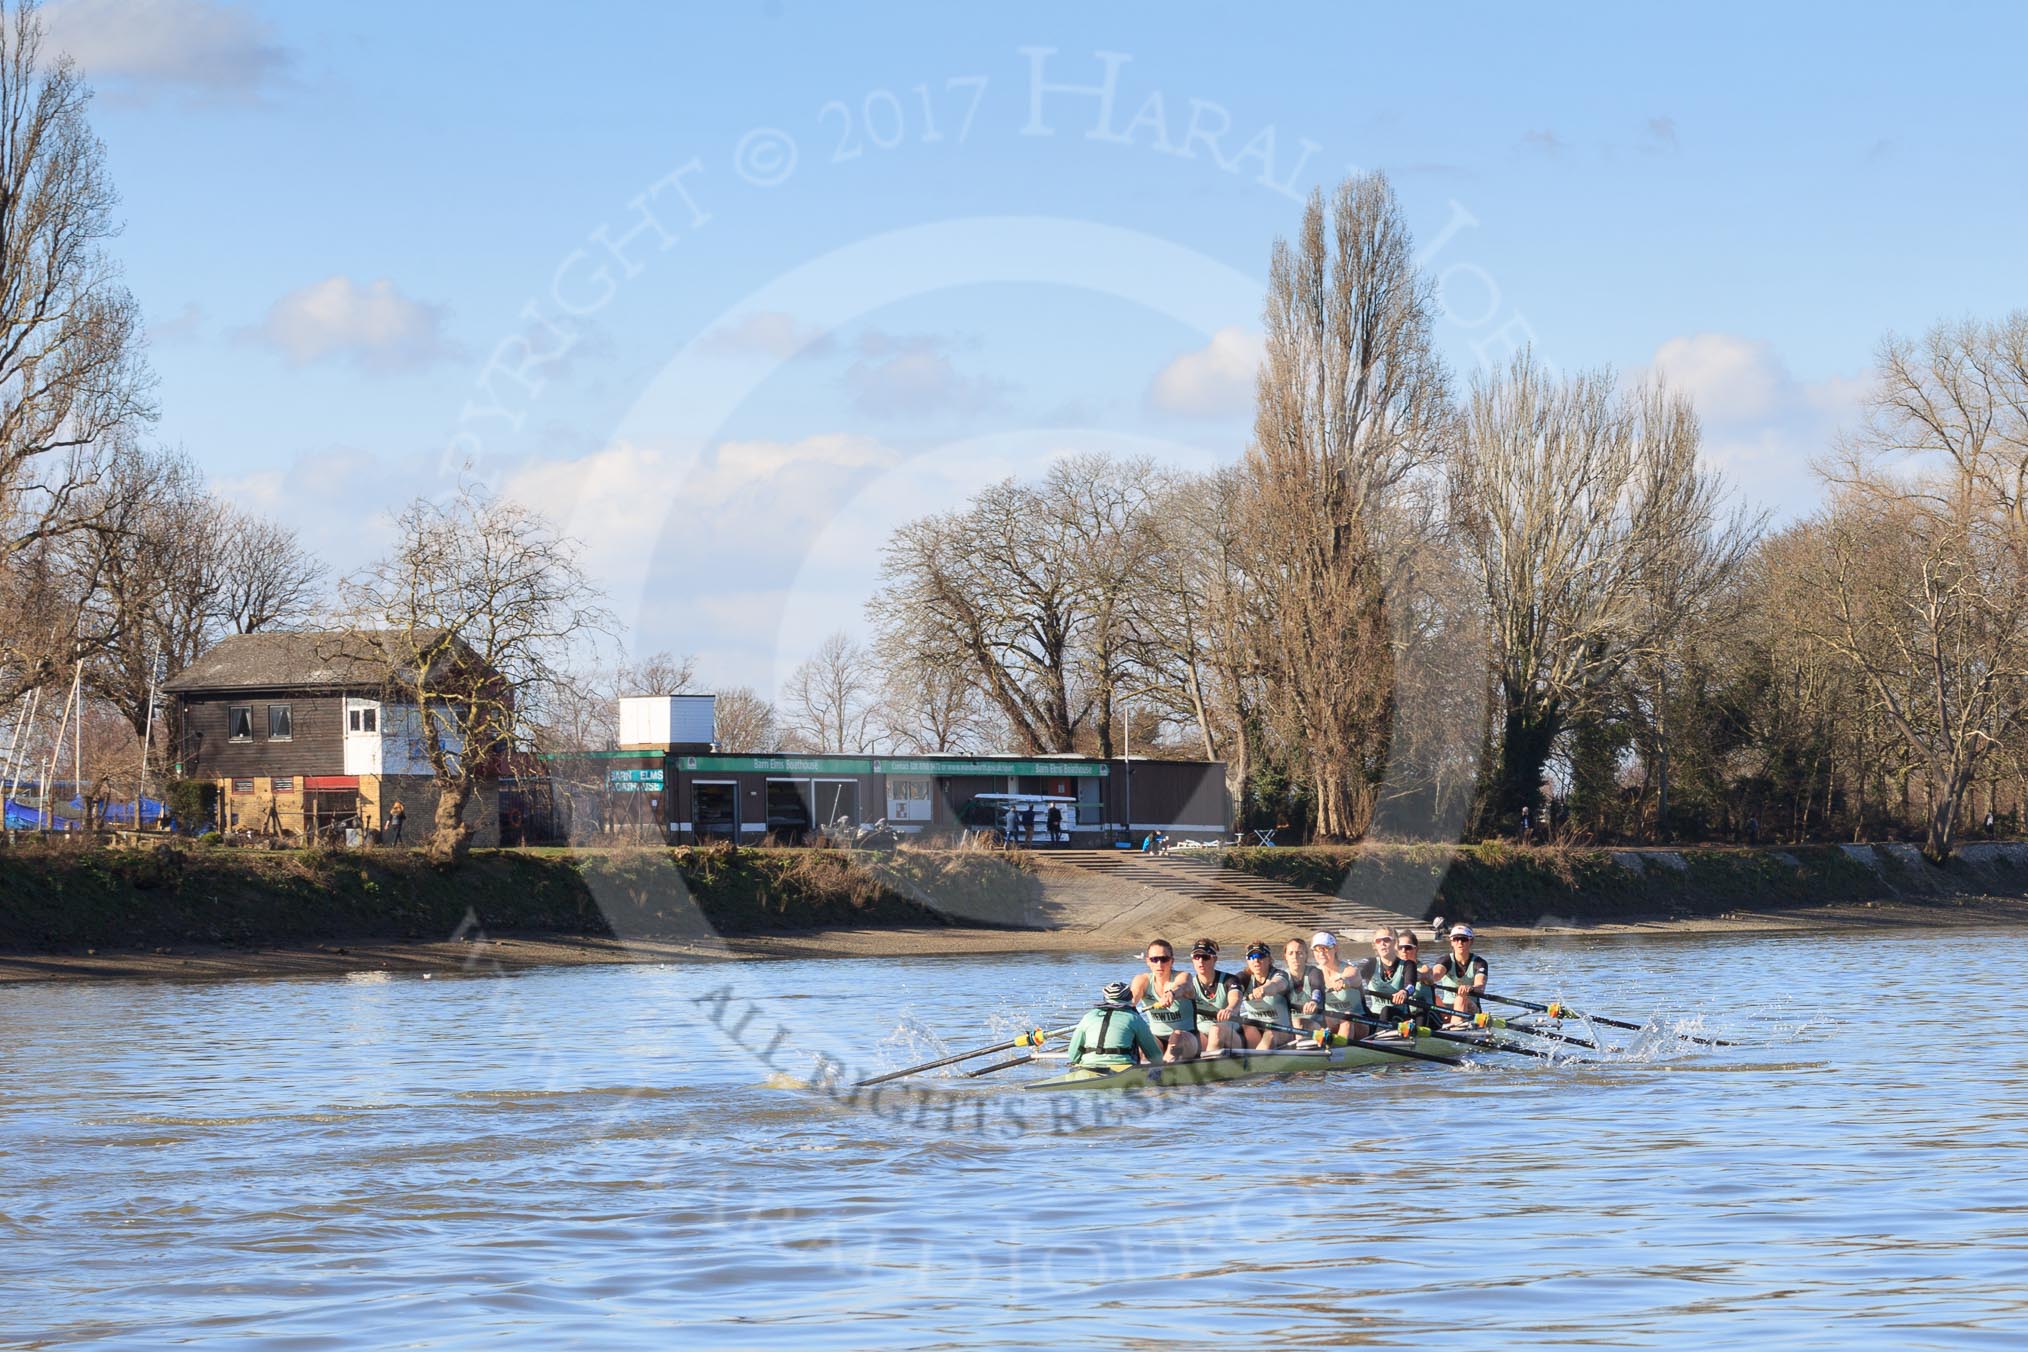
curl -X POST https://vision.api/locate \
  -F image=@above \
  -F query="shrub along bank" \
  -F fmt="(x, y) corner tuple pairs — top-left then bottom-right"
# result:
(0, 843), (1042, 952)
(1220, 841), (2028, 926)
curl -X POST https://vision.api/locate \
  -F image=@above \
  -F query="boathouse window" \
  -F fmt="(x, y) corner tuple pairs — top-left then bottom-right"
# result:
(232, 777), (255, 795)
(267, 704), (293, 741)
(229, 706), (253, 742)
(271, 777), (294, 792)
(348, 706), (377, 733)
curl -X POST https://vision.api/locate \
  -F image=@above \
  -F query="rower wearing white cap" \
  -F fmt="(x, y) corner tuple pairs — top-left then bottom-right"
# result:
(1064, 980), (1164, 1070)
(1352, 926), (1418, 1035)
(1430, 924), (1489, 1025)
(1281, 936), (1324, 1035)
(1311, 932), (1364, 1043)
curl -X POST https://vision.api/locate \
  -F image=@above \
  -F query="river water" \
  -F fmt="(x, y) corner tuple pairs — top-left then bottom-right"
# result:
(4, 927), (2026, 1348)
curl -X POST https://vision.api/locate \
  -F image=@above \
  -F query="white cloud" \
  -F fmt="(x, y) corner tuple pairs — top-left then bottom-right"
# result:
(146, 301), (205, 345)
(703, 311), (836, 360)
(845, 336), (1003, 419)
(1147, 326), (1262, 418)
(1649, 333), (1788, 421)
(43, 0), (290, 97)
(244, 276), (455, 373)
(1643, 333), (1873, 520)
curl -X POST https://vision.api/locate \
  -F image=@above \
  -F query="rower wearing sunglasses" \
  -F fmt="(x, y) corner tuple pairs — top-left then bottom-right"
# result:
(1237, 941), (1296, 1049)
(1395, 929), (1435, 1018)
(1185, 938), (1243, 1056)
(1129, 938), (1201, 1062)
(1431, 924), (1489, 1025)
(1352, 927), (1418, 1036)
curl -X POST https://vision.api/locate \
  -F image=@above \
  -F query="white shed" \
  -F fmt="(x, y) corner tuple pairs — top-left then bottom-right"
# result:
(618, 694), (717, 749)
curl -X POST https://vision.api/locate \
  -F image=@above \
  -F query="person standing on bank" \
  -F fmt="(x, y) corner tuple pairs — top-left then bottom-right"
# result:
(386, 801), (406, 845)
(1019, 802), (1036, 845)
(1046, 802), (1062, 844)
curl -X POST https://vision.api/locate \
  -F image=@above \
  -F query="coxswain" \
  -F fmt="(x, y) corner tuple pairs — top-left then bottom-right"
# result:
(1431, 923), (1488, 1025)
(1237, 941), (1295, 1049)
(1353, 927), (1418, 1036)
(1130, 938), (1200, 1062)
(1186, 938), (1242, 1055)
(1281, 936), (1324, 1036)
(1064, 981), (1163, 1069)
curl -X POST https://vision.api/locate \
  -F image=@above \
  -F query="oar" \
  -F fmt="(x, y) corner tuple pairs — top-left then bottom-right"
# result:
(1478, 992), (1736, 1047)
(963, 1054), (1036, 1078)
(1396, 995), (1605, 1051)
(855, 1025), (1074, 1086)
(1391, 1021), (1561, 1060)
(1238, 1018), (1459, 1067)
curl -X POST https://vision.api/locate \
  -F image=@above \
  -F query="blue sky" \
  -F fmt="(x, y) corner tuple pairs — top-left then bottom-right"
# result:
(50, 0), (2028, 691)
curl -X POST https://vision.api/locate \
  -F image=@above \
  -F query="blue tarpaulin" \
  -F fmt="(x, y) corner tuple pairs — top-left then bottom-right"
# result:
(68, 794), (166, 824)
(4, 799), (51, 829)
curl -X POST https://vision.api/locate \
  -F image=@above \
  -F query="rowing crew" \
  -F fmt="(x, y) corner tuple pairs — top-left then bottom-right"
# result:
(1065, 927), (1489, 1070)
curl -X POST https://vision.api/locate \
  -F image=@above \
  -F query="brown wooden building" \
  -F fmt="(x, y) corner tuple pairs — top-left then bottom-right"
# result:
(164, 631), (500, 844)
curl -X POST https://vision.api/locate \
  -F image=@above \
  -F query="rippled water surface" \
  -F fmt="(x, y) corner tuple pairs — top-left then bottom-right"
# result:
(5, 928), (2027, 1348)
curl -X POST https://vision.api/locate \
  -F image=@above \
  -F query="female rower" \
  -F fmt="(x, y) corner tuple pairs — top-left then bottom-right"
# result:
(1432, 924), (1488, 1025)
(1396, 929), (1435, 1023)
(1282, 936), (1324, 1035)
(1185, 938), (1241, 1056)
(1130, 938), (1201, 1062)
(1237, 941), (1294, 1048)
(1353, 927), (1418, 1036)
(1313, 932), (1364, 1042)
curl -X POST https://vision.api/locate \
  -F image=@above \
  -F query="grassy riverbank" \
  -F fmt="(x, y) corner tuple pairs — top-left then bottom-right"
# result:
(0, 842), (1042, 952)
(1221, 840), (2028, 926)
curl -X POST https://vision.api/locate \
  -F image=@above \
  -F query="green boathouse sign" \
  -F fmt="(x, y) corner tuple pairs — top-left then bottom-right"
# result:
(671, 755), (1110, 777)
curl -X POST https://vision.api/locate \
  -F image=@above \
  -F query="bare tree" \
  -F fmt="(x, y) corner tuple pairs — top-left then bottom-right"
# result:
(873, 643), (995, 754)
(1452, 353), (1752, 830)
(1802, 486), (2027, 861)
(780, 630), (883, 753)
(338, 485), (614, 862)
(711, 684), (778, 753)
(0, 4), (156, 708)
(624, 649), (697, 696)
(1241, 172), (1455, 839)
(870, 456), (1160, 754)
(213, 507), (323, 636)
(1850, 314), (2028, 533)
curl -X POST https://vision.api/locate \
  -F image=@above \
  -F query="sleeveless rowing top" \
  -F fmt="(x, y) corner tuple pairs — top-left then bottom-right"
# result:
(1239, 970), (1291, 1027)
(1190, 969), (1231, 1020)
(1139, 974), (1197, 1036)
(1284, 963), (1322, 1018)
(1320, 961), (1360, 1016)
(1435, 952), (1488, 998)
(1362, 955), (1416, 1020)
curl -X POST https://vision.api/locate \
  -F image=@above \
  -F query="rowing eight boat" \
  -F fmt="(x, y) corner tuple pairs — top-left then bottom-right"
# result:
(1021, 1029), (1488, 1091)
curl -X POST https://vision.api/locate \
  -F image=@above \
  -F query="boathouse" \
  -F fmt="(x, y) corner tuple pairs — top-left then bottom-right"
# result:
(539, 696), (1230, 844)
(163, 631), (502, 844)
